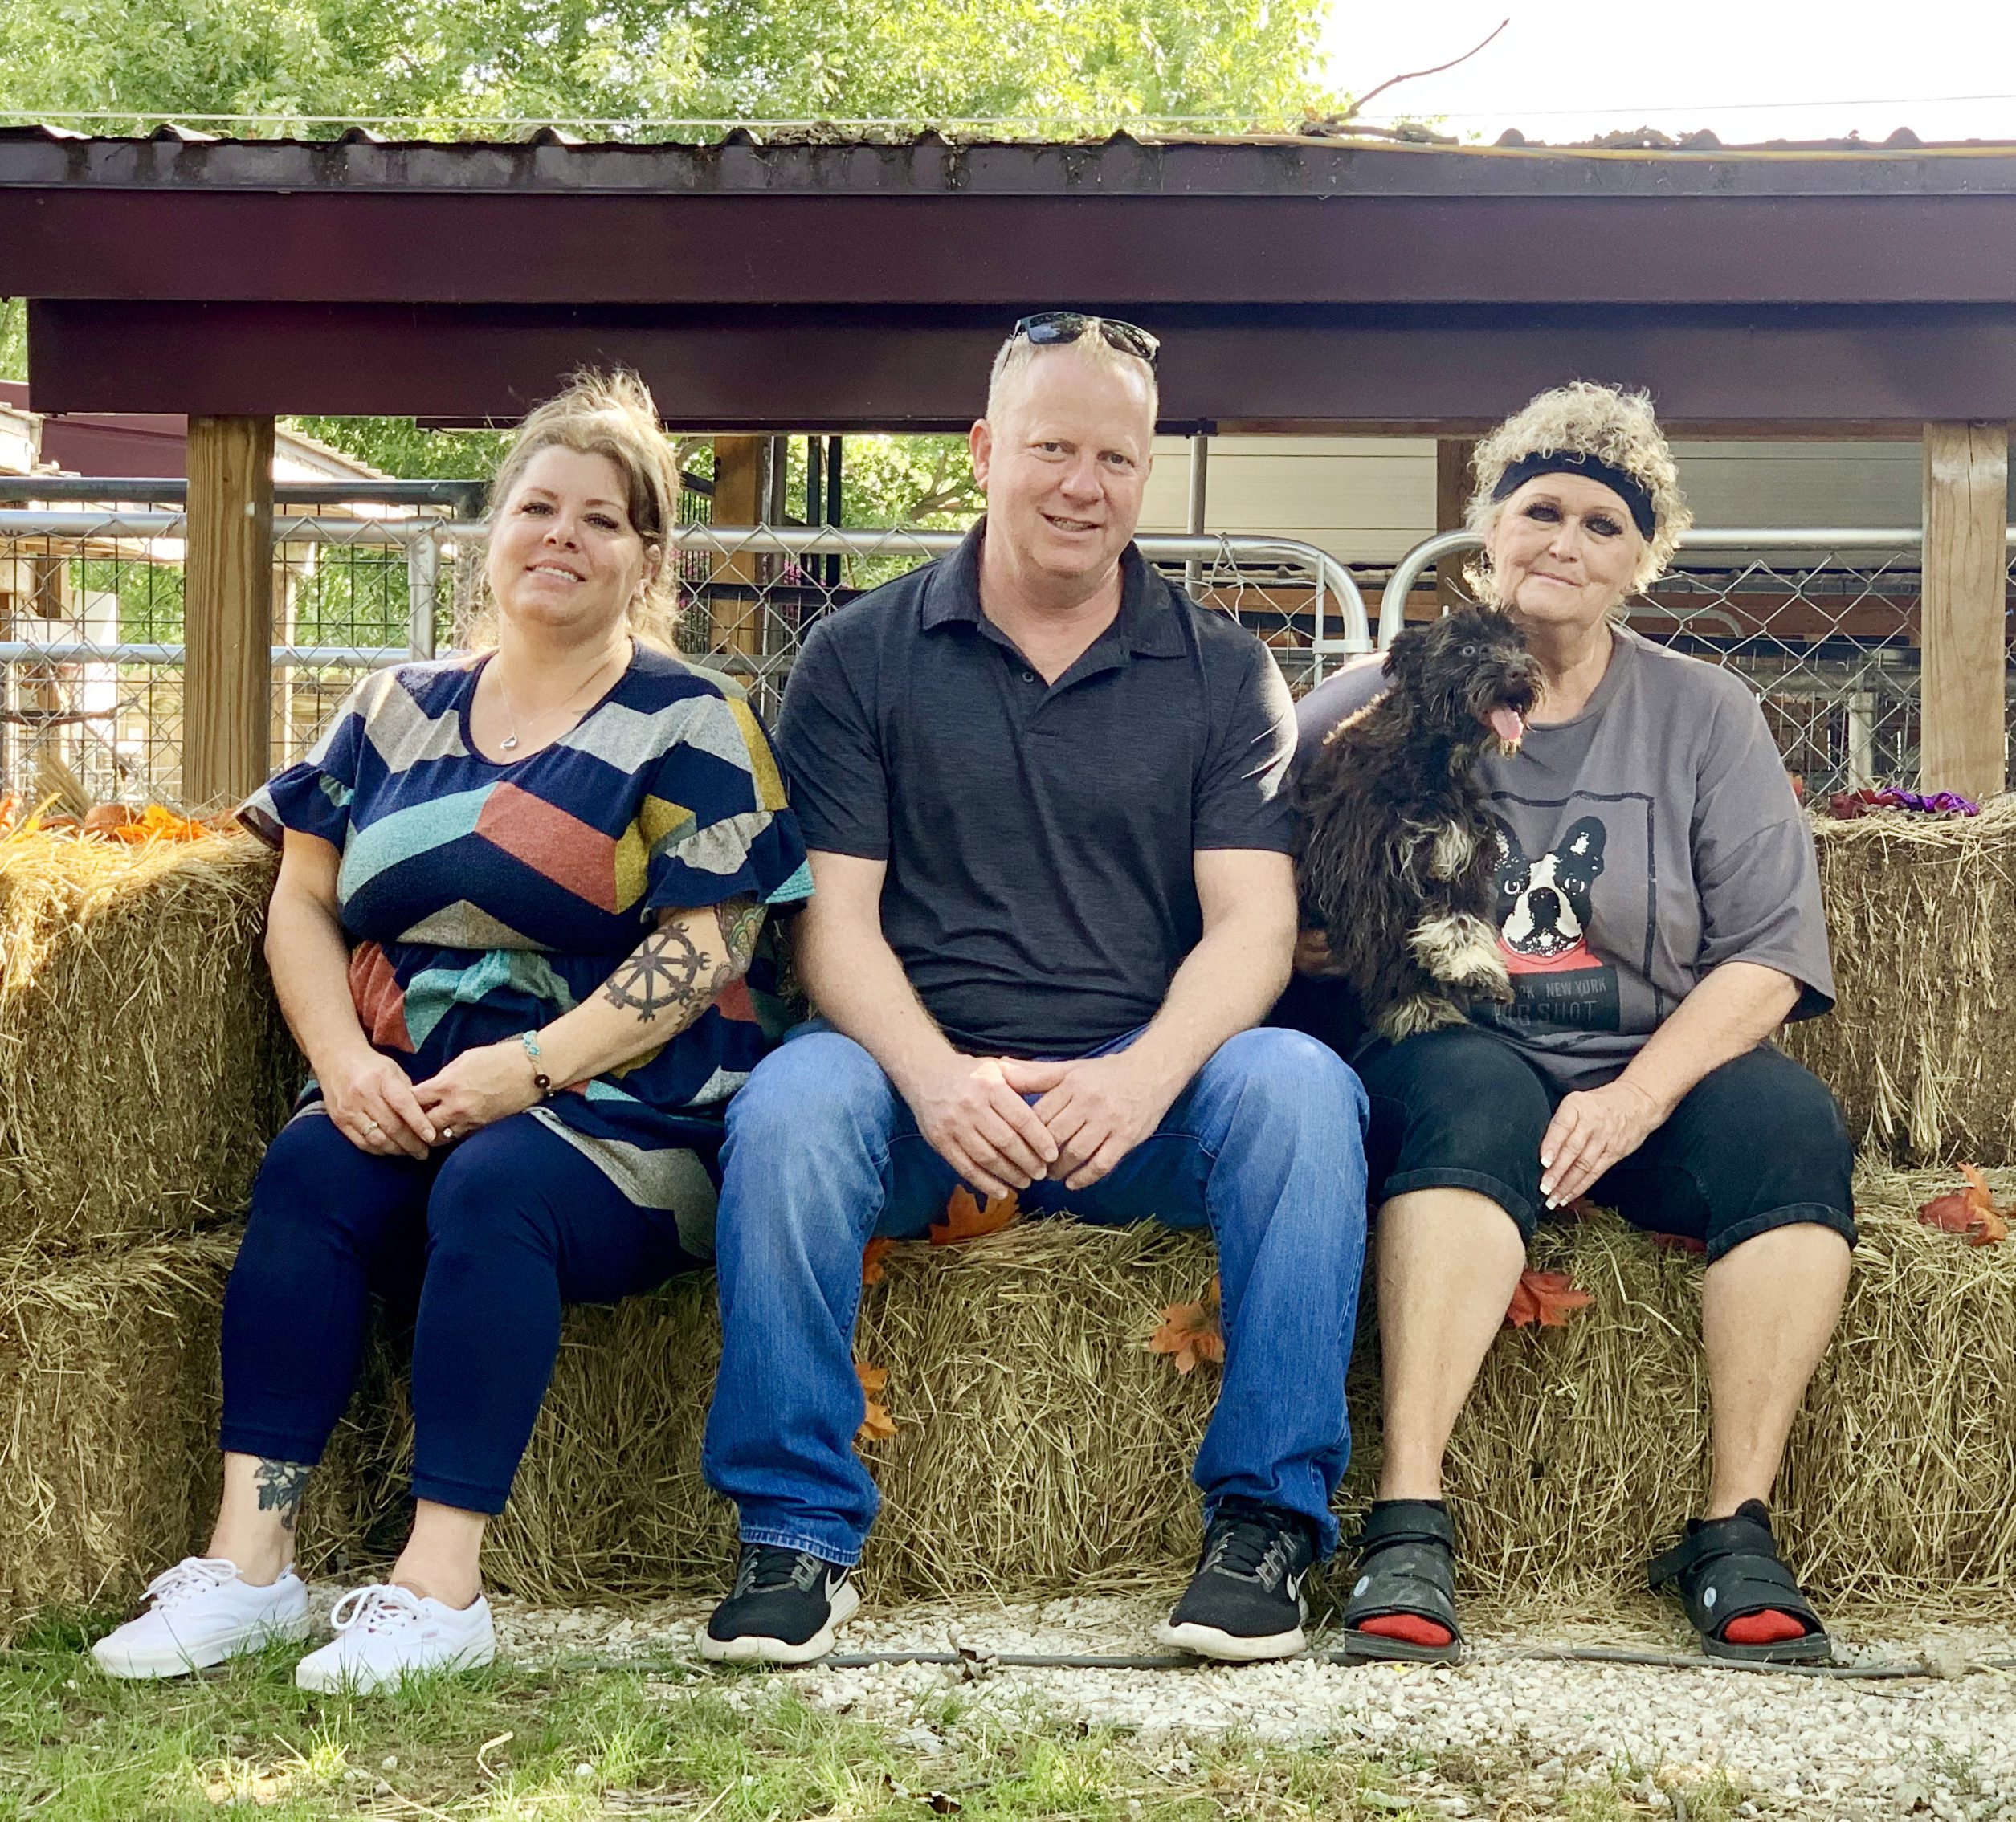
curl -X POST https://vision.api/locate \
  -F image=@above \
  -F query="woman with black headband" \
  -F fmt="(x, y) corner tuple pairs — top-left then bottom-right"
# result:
(1289, 381), (1852, 1665)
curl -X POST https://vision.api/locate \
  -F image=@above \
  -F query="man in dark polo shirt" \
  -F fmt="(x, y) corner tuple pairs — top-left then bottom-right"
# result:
(699, 314), (1369, 1666)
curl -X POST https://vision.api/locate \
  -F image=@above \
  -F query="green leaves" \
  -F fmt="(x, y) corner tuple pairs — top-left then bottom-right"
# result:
(0, 0), (1338, 134)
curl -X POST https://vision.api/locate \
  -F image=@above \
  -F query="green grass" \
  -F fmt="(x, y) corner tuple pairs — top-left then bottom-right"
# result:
(0, 1606), (1408, 1821)
(0, 1607), (1765, 1821)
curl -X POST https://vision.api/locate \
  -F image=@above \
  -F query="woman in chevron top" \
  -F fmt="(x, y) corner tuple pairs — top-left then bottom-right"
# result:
(92, 372), (810, 1693)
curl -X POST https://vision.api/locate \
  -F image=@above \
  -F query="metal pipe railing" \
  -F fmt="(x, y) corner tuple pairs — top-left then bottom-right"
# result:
(618, 523), (1375, 658)
(1377, 527), (1936, 649)
(0, 510), (452, 545)
(0, 512), (1376, 670)
(0, 642), (412, 668)
(0, 476), (485, 512)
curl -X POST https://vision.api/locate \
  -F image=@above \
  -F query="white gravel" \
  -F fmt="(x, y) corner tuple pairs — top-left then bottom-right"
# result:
(446, 1587), (2016, 1819)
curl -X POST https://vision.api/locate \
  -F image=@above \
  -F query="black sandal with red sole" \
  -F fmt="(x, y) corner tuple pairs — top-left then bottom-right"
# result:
(1336, 1500), (1465, 1665)
(1647, 1504), (1833, 1665)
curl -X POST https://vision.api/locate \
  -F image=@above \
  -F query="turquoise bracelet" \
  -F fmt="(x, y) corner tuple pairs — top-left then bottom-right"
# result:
(517, 1030), (555, 1099)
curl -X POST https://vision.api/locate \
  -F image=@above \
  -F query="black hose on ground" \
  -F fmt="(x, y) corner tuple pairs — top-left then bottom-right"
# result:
(599, 1645), (2016, 1681)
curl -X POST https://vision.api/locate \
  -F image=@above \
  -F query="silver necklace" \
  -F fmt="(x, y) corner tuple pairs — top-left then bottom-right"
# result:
(491, 649), (621, 752)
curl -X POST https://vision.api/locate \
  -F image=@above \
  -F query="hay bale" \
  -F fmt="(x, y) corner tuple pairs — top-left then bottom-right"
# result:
(1780, 1159), (2016, 1601)
(300, 1163), (2016, 1609)
(304, 1224), (1226, 1603)
(1783, 802), (2016, 1164)
(1443, 1159), (2016, 1605)
(852, 1222), (1224, 1597)
(1439, 1217), (1708, 1600)
(0, 1231), (236, 1632)
(0, 833), (298, 1251)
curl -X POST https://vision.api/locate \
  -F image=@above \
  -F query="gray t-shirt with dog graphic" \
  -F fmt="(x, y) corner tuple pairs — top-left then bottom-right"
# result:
(1293, 627), (1834, 1092)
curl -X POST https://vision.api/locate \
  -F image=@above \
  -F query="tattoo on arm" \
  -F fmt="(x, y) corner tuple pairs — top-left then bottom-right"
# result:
(254, 1458), (312, 1534)
(713, 895), (765, 972)
(601, 897), (765, 1026)
(602, 921), (711, 1023)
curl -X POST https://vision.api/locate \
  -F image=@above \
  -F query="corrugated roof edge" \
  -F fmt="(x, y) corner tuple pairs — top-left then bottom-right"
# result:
(8, 124), (2016, 200)
(2, 120), (2014, 157)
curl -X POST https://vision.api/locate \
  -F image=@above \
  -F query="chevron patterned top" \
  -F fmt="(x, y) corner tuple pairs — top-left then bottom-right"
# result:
(240, 645), (813, 1254)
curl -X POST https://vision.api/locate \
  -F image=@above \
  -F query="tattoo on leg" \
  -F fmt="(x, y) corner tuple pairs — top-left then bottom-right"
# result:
(603, 922), (710, 1022)
(714, 895), (765, 972)
(254, 1459), (312, 1534)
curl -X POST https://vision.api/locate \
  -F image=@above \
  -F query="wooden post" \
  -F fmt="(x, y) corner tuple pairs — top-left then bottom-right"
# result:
(1435, 438), (1476, 614)
(1920, 422), (2008, 801)
(709, 434), (766, 656)
(183, 415), (275, 809)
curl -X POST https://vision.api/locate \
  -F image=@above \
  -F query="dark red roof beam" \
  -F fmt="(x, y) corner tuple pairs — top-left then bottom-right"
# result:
(28, 299), (2016, 429)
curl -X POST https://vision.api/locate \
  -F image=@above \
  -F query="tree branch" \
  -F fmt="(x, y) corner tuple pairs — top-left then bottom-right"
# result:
(1325, 18), (1508, 128)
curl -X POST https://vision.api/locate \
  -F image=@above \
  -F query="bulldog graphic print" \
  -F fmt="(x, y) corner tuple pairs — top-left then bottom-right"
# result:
(1490, 813), (1622, 1032)
(1476, 795), (1669, 1045)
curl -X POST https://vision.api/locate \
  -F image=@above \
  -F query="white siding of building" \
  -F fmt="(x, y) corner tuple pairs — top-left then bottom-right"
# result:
(1137, 436), (1941, 568)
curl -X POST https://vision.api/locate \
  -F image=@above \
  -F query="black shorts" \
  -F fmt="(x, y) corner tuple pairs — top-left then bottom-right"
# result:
(1351, 1024), (1855, 1263)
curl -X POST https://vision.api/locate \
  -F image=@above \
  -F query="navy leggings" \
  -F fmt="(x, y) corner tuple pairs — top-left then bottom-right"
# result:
(220, 1111), (700, 1514)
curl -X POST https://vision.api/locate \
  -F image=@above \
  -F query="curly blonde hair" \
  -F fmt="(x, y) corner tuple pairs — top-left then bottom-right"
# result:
(474, 369), (684, 651)
(1465, 381), (1692, 601)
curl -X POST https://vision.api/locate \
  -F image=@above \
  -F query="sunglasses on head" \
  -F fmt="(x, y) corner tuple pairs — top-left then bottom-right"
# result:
(1012, 312), (1161, 367)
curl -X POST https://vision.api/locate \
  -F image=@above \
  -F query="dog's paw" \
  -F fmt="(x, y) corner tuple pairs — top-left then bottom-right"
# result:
(1377, 994), (1469, 1042)
(1408, 913), (1505, 988)
(1455, 946), (1512, 1001)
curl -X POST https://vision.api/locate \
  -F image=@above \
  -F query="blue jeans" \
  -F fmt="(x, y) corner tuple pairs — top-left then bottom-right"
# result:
(701, 1023), (1370, 1563)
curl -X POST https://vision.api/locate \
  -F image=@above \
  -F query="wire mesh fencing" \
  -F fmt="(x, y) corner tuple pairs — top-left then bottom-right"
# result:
(449, 522), (1371, 721)
(0, 503), (1369, 807)
(16, 489), (2004, 807)
(0, 499), (453, 809)
(1377, 529), (2016, 799)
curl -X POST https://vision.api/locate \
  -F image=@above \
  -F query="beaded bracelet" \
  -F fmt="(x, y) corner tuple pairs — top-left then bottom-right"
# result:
(517, 1030), (555, 1099)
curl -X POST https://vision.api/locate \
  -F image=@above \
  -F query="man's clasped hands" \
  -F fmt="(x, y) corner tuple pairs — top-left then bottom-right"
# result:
(907, 1046), (1187, 1198)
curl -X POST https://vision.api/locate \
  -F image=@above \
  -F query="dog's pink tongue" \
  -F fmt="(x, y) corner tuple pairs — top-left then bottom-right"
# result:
(1488, 706), (1526, 746)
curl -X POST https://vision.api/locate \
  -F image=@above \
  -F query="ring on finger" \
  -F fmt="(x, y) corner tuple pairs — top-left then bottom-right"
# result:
(439, 1126), (456, 1140)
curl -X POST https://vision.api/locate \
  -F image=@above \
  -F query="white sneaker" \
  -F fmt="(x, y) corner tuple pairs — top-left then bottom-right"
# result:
(91, 1557), (310, 1679)
(294, 1584), (496, 1694)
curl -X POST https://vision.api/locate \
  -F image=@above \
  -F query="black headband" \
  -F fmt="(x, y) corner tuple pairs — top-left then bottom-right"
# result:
(1490, 450), (1658, 540)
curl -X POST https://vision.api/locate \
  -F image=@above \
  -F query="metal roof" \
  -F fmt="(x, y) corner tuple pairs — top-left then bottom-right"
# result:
(7, 122), (2016, 198)
(7, 128), (2016, 430)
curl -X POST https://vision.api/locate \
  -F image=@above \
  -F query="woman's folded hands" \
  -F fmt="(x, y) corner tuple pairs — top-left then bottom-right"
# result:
(320, 1047), (439, 1158)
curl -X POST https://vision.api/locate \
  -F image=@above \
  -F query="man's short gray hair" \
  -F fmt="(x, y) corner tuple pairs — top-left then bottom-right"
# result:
(986, 328), (1160, 425)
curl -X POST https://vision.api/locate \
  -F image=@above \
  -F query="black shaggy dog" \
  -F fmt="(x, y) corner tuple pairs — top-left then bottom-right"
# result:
(1296, 607), (1542, 1043)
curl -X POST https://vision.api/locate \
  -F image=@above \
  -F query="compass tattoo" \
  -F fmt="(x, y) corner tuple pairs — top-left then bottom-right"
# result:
(604, 922), (711, 1022)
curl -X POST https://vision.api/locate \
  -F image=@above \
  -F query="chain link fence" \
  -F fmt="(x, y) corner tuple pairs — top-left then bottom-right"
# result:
(593, 524), (1373, 720)
(0, 495), (1369, 806)
(6, 485), (2007, 808)
(0, 493), (457, 809)
(1377, 529), (2016, 798)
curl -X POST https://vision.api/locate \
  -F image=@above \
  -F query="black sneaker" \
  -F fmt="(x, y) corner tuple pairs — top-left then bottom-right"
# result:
(1157, 1498), (1317, 1661)
(700, 1544), (859, 1665)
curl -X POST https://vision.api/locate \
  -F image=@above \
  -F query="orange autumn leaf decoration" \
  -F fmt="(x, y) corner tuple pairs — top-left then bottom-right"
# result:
(1149, 1274), (1225, 1374)
(928, 1186), (1020, 1246)
(1918, 1165), (2011, 1247)
(75, 802), (214, 844)
(860, 1237), (894, 1286)
(855, 1358), (896, 1444)
(1504, 1269), (1594, 1330)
